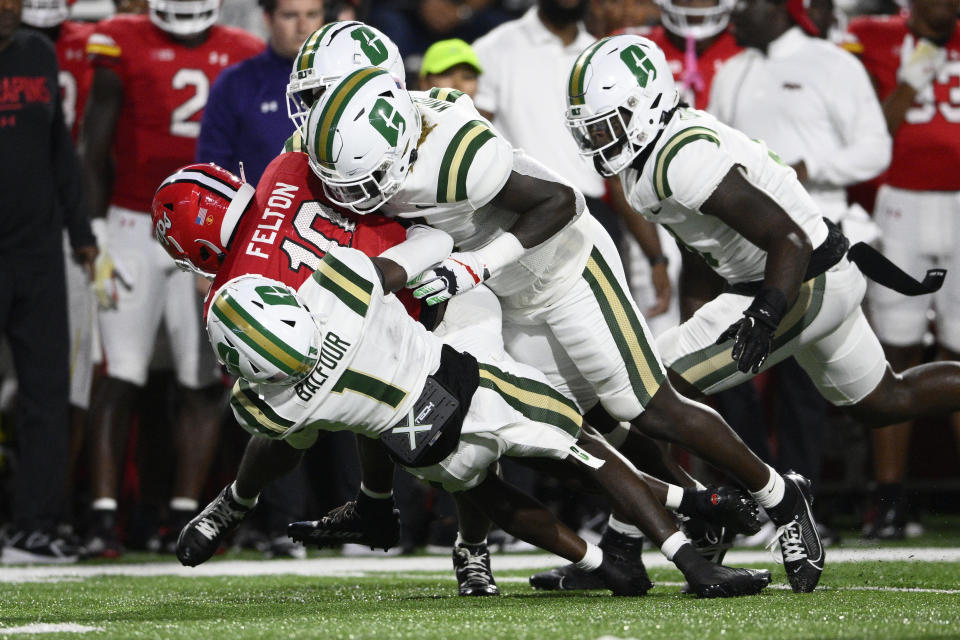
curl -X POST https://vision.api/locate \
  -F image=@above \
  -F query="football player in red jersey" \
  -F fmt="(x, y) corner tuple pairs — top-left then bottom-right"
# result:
(149, 153), (481, 581)
(845, 0), (960, 539)
(79, 0), (263, 556)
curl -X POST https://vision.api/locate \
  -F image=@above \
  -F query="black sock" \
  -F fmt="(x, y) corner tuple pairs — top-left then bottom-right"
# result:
(672, 543), (707, 577)
(678, 488), (700, 518)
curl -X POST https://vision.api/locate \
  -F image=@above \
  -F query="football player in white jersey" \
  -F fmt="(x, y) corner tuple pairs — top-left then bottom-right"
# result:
(565, 31), (960, 589)
(208, 252), (772, 598)
(302, 64), (826, 593)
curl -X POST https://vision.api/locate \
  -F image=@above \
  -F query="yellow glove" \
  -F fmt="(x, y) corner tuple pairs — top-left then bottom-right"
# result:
(91, 219), (132, 310)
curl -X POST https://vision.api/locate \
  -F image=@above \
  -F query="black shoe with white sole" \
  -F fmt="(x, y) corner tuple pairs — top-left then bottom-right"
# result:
(453, 543), (499, 596)
(177, 484), (254, 567)
(529, 528), (651, 593)
(1, 529), (79, 564)
(674, 544), (771, 598)
(766, 471), (824, 593)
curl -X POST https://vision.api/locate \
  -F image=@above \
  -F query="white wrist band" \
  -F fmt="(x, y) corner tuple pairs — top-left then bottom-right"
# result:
(475, 232), (525, 276)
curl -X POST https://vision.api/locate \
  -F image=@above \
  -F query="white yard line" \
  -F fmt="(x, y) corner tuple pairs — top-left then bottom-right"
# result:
(0, 624), (103, 634)
(1, 547), (958, 583)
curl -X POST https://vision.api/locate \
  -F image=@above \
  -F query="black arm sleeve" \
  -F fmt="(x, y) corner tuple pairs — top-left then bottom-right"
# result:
(52, 94), (94, 250)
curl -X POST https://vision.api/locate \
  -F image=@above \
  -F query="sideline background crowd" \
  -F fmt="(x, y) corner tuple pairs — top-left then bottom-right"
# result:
(1, 0), (958, 563)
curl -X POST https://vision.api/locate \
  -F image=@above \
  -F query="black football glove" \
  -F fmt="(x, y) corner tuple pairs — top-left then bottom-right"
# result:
(716, 288), (788, 374)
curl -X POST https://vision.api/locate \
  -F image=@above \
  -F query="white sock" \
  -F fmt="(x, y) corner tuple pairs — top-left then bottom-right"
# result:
(607, 514), (643, 537)
(230, 482), (258, 508)
(170, 497), (198, 512)
(575, 542), (603, 571)
(360, 483), (393, 500)
(91, 497), (117, 511)
(660, 531), (689, 561)
(750, 465), (786, 509)
(456, 532), (487, 547)
(664, 484), (685, 510)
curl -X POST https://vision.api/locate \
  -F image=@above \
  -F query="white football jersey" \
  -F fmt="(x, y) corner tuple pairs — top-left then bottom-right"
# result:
(620, 107), (828, 284)
(383, 88), (590, 300)
(229, 247), (443, 443)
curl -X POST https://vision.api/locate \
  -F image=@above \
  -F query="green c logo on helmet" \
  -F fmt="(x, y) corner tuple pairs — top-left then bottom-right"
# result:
(368, 97), (406, 146)
(620, 44), (657, 88)
(350, 26), (389, 65)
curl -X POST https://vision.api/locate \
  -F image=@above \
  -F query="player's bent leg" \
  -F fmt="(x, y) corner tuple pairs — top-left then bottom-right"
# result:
(846, 362), (960, 427)
(465, 474), (652, 597)
(289, 437), (399, 552)
(177, 436), (302, 566)
(571, 427), (770, 598)
(632, 382), (771, 490)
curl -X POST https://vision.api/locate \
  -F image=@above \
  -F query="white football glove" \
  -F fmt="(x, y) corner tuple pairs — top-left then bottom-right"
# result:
(91, 218), (133, 310)
(409, 251), (490, 305)
(898, 35), (946, 92)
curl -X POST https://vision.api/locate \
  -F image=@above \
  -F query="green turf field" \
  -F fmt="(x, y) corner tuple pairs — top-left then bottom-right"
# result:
(2, 548), (959, 640)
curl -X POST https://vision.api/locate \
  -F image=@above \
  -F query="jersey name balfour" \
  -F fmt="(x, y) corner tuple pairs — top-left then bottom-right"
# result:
(620, 107), (828, 284)
(229, 247), (443, 442)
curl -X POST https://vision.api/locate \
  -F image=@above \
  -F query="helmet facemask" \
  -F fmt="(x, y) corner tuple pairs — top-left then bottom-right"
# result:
(566, 36), (679, 177)
(148, 0), (220, 37)
(655, 0), (735, 40)
(21, 0), (69, 28)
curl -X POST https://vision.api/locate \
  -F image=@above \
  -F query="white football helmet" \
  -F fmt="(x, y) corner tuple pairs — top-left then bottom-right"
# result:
(21, 0), (69, 28)
(207, 275), (321, 386)
(655, 0), (735, 40)
(304, 66), (420, 215)
(565, 35), (679, 177)
(148, 0), (220, 37)
(287, 21), (405, 138)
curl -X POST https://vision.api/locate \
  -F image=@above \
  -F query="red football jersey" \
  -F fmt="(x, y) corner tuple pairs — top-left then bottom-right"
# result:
(846, 15), (960, 191)
(617, 26), (742, 110)
(205, 153), (423, 323)
(86, 15), (263, 212)
(56, 20), (94, 140)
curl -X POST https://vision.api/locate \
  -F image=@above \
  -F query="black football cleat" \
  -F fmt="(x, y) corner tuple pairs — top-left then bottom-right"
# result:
(177, 484), (253, 567)
(675, 544), (770, 598)
(529, 528), (651, 593)
(682, 486), (763, 536)
(288, 493), (400, 552)
(452, 543), (499, 596)
(767, 471), (824, 593)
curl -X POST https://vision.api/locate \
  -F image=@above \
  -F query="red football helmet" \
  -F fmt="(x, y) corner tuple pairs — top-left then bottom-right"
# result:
(151, 163), (255, 278)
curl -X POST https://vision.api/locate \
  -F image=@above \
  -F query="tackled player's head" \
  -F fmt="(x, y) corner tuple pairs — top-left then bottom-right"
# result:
(286, 21), (405, 139)
(304, 67), (420, 214)
(565, 35), (678, 177)
(151, 163), (255, 278)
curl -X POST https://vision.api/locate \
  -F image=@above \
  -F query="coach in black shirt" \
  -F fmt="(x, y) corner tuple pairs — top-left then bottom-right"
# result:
(0, 0), (96, 564)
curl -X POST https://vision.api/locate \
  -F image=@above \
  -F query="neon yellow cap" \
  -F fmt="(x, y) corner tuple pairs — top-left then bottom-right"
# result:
(420, 38), (483, 77)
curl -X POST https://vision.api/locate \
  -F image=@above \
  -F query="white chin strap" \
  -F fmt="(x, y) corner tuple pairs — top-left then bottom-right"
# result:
(220, 182), (256, 248)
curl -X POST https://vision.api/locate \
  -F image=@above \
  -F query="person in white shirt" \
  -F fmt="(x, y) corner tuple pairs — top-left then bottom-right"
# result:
(706, 0), (892, 508)
(709, 0), (891, 229)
